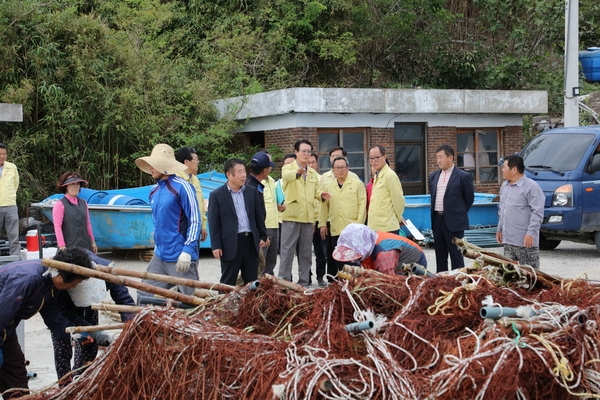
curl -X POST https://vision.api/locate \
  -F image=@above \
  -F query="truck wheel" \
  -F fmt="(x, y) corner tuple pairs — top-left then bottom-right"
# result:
(539, 234), (560, 250)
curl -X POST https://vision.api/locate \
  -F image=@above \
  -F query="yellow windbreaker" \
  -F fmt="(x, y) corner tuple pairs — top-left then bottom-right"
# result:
(367, 164), (405, 232)
(281, 161), (322, 223)
(0, 161), (19, 206)
(319, 175), (367, 236)
(262, 175), (279, 229)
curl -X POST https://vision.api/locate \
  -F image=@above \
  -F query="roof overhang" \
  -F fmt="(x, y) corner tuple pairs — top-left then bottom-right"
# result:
(215, 88), (548, 121)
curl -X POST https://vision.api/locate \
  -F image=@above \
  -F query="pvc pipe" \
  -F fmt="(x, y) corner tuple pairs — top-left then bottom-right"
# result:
(345, 320), (374, 333)
(249, 281), (260, 291)
(480, 306), (520, 319)
(480, 306), (541, 319)
(27, 371), (37, 379)
(411, 264), (437, 278)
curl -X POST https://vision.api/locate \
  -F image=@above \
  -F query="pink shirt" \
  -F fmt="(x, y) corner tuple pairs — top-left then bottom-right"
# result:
(52, 195), (95, 247)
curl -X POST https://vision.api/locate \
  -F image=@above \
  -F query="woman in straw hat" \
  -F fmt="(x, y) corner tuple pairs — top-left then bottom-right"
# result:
(135, 143), (201, 297)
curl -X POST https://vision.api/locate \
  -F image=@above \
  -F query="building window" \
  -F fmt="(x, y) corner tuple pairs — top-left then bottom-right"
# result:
(317, 129), (367, 181)
(394, 123), (426, 195)
(456, 129), (500, 183)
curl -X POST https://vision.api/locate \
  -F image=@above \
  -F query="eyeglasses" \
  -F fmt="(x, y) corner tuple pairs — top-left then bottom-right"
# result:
(333, 166), (348, 170)
(298, 150), (312, 154)
(369, 155), (383, 162)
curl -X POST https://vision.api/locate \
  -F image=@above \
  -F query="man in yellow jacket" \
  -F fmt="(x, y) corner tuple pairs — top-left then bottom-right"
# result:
(319, 156), (367, 274)
(262, 167), (285, 276)
(175, 147), (207, 242)
(279, 139), (329, 287)
(367, 145), (405, 234)
(0, 143), (20, 257)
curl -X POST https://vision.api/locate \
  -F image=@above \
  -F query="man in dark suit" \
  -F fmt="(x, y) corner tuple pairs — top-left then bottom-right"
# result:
(429, 145), (475, 272)
(208, 158), (268, 286)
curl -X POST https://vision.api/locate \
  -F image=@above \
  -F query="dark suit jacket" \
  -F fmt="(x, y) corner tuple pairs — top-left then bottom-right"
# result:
(208, 183), (267, 262)
(429, 167), (475, 232)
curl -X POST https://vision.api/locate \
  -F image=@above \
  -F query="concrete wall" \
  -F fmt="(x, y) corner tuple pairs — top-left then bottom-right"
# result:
(0, 103), (23, 122)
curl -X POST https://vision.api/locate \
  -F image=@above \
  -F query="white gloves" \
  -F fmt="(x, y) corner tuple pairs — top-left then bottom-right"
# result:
(176, 252), (192, 272)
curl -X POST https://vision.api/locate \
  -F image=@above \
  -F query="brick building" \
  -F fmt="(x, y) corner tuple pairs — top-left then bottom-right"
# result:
(215, 88), (547, 195)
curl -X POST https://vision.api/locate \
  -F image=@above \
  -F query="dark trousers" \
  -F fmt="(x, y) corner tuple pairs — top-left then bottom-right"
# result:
(432, 213), (465, 272)
(325, 232), (344, 280)
(0, 334), (29, 398)
(312, 222), (327, 279)
(263, 228), (279, 276)
(51, 308), (99, 385)
(220, 233), (258, 286)
(324, 223), (341, 281)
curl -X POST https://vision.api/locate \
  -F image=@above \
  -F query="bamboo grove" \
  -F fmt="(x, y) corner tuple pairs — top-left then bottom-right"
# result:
(1, 0), (600, 211)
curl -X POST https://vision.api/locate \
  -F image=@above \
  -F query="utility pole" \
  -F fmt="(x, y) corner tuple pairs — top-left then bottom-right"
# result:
(564, 0), (579, 127)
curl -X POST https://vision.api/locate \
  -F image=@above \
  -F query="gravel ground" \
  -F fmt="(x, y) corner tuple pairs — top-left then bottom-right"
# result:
(20, 240), (600, 395)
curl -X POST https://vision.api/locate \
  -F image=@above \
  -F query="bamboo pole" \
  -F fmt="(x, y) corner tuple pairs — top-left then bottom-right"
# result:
(93, 263), (233, 293)
(262, 274), (306, 292)
(42, 259), (204, 306)
(496, 318), (556, 332)
(460, 248), (521, 269)
(65, 323), (126, 333)
(91, 304), (144, 313)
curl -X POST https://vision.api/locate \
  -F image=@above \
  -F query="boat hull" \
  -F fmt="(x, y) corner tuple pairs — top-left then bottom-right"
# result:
(402, 193), (498, 235)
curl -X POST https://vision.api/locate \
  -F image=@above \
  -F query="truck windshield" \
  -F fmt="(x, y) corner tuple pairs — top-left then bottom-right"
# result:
(521, 133), (595, 172)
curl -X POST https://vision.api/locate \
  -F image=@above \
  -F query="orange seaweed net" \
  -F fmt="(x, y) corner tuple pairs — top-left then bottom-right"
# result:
(21, 258), (600, 400)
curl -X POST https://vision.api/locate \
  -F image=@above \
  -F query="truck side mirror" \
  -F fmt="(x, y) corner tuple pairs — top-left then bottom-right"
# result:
(589, 154), (600, 173)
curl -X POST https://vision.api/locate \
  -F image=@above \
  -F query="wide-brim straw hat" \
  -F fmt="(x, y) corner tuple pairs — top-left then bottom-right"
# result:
(135, 143), (187, 176)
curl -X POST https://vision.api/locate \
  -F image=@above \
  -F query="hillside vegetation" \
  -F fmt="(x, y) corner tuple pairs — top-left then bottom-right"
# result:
(1, 0), (599, 209)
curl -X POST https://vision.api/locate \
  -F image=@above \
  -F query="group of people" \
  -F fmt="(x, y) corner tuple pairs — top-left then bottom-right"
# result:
(0, 139), (546, 398)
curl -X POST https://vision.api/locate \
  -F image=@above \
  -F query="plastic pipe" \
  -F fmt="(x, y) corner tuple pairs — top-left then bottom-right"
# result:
(480, 306), (520, 319)
(345, 320), (374, 333)
(249, 281), (260, 291)
(27, 371), (37, 379)
(411, 264), (437, 278)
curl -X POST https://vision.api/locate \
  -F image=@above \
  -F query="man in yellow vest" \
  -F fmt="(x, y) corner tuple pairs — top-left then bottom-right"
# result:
(279, 139), (330, 287)
(0, 143), (20, 257)
(367, 145), (405, 235)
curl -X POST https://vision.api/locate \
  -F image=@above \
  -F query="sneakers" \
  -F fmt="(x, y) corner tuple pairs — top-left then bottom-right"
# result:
(317, 279), (328, 287)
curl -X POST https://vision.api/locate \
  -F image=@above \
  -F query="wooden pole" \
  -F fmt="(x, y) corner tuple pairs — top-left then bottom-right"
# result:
(42, 259), (204, 306)
(65, 323), (126, 333)
(93, 264), (233, 293)
(262, 274), (305, 292)
(91, 304), (144, 313)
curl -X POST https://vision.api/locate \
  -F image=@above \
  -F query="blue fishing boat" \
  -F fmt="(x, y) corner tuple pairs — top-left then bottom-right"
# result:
(32, 170), (498, 250)
(402, 193), (498, 235)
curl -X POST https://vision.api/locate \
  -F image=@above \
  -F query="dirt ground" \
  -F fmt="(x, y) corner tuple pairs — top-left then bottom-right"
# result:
(16, 241), (600, 396)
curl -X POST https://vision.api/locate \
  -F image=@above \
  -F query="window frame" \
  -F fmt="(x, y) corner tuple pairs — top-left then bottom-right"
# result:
(455, 128), (502, 184)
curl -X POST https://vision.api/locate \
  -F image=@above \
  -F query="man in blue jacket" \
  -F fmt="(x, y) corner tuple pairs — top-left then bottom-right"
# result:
(0, 247), (93, 399)
(135, 144), (201, 297)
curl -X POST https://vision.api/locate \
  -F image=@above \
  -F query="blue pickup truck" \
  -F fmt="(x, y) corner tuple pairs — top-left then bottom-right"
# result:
(519, 126), (600, 253)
